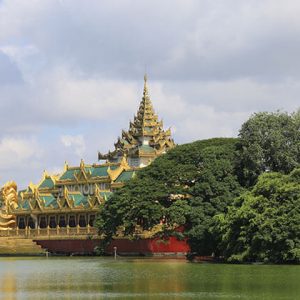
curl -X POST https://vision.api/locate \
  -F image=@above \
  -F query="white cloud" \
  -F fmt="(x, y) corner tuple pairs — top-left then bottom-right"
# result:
(0, 44), (43, 82)
(0, 0), (299, 189)
(39, 68), (138, 120)
(0, 137), (45, 188)
(176, 106), (250, 141)
(0, 137), (42, 169)
(2, 0), (300, 81)
(60, 134), (86, 157)
(144, 81), (251, 141)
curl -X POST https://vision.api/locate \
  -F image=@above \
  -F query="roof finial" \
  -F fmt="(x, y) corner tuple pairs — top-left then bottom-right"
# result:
(80, 158), (84, 169)
(143, 73), (149, 100)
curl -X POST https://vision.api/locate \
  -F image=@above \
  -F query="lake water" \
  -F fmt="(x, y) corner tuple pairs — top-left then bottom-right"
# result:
(0, 257), (299, 299)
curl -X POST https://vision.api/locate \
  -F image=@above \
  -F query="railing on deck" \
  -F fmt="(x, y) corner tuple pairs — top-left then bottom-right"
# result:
(0, 225), (97, 239)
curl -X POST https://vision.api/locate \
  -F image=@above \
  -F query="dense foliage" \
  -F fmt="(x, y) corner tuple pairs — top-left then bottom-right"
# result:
(237, 111), (300, 187)
(96, 110), (300, 263)
(96, 138), (242, 255)
(217, 169), (300, 263)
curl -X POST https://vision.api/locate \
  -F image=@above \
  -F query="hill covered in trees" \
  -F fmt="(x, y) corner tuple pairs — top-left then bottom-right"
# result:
(96, 110), (300, 263)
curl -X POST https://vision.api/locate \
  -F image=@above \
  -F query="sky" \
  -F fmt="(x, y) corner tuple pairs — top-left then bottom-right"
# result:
(0, 0), (299, 188)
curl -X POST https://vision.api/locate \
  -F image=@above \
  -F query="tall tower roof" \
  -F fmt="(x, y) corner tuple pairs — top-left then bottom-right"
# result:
(98, 75), (175, 167)
(130, 74), (160, 138)
(143, 74), (149, 99)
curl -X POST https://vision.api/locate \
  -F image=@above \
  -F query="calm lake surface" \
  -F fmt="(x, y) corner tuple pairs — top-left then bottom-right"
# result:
(0, 257), (299, 300)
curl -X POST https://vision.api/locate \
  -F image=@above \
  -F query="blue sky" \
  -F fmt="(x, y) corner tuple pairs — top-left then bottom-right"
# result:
(0, 0), (299, 188)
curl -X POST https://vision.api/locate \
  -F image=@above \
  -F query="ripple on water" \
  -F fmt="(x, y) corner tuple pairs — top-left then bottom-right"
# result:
(0, 257), (299, 300)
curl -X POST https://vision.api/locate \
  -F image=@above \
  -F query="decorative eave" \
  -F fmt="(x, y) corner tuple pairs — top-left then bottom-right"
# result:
(9, 185), (104, 215)
(94, 193), (105, 205)
(28, 198), (38, 211)
(111, 182), (125, 189)
(107, 155), (131, 181)
(137, 151), (158, 158)
(11, 206), (101, 215)
(55, 179), (109, 186)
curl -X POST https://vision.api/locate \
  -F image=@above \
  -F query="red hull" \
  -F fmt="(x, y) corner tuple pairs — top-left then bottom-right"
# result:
(35, 237), (190, 256)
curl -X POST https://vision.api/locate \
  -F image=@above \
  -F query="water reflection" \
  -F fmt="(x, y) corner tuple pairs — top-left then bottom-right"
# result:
(0, 271), (16, 300)
(0, 257), (299, 299)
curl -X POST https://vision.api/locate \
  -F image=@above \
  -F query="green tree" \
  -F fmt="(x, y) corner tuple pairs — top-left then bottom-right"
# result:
(96, 138), (243, 255)
(237, 111), (300, 187)
(217, 169), (300, 263)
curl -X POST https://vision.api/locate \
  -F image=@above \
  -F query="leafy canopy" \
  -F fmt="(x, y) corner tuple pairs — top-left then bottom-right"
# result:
(237, 111), (300, 186)
(217, 169), (300, 263)
(96, 138), (243, 255)
(96, 109), (300, 261)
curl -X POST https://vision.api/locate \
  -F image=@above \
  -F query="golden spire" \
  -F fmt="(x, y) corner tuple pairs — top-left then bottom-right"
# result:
(98, 74), (175, 164)
(143, 73), (149, 100)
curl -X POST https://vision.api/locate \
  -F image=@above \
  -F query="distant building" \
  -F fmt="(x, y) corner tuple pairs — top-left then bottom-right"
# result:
(98, 74), (175, 167)
(1, 75), (175, 234)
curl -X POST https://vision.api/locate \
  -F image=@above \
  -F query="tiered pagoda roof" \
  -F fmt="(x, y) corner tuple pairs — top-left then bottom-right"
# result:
(98, 75), (175, 166)
(3, 75), (175, 217)
(11, 158), (135, 215)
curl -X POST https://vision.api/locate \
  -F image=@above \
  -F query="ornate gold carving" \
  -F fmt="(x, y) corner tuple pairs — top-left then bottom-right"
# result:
(107, 155), (130, 181)
(0, 181), (18, 230)
(2, 181), (18, 212)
